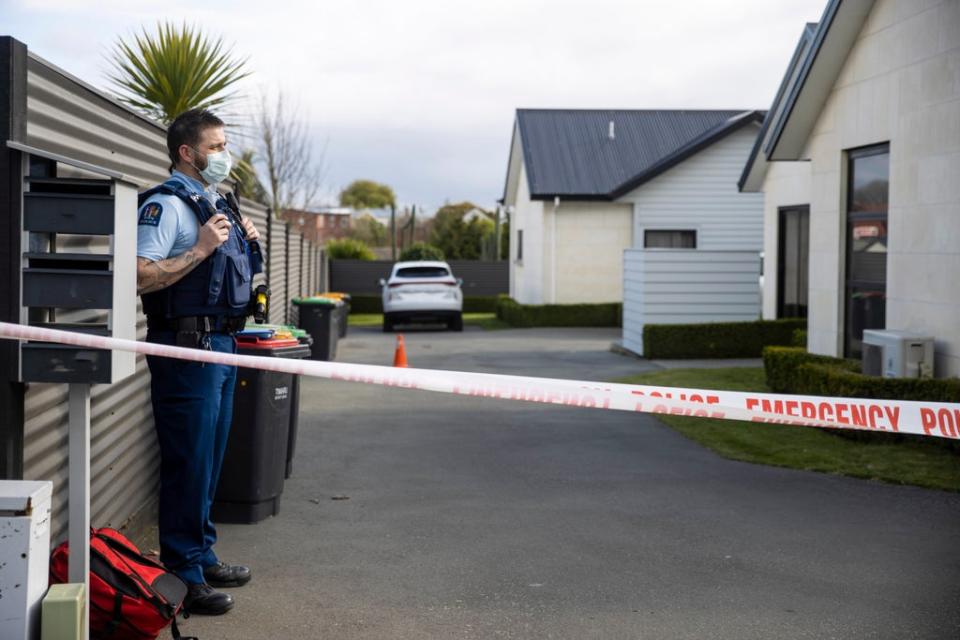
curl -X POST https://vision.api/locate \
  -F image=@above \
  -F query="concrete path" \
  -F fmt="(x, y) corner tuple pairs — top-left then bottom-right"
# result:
(183, 326), (960, 640)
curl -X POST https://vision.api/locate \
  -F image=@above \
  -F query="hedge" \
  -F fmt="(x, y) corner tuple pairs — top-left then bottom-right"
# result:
(325, 238), (375, 260)
(641, 318), (806, 359)
(762, 346), (859, 393)
(399, 242), (445, 261)
(495, 297), (622, 328)
(763, 346), (960, 402)
(763, 346), (960, 448)
(346, 294), (500, 315)
(792, 328), (807, 347)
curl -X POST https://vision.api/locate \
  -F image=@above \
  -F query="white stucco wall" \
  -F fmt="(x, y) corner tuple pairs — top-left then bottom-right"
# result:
(509, 159), (546, 304)
(548, 202), (633, 303)
(801, 0), (960, 376)
(760, 161), (813, 319)
(620, 126), (765, 252)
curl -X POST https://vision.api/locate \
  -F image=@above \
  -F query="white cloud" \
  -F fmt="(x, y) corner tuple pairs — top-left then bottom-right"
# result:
(3, 0), (826, 208)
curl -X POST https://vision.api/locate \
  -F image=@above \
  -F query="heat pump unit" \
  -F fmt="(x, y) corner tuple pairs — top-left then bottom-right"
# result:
(862, 330), (934, 378)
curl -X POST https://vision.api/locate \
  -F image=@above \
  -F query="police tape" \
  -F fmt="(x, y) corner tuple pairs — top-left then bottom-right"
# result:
(1, 321), (959, 440)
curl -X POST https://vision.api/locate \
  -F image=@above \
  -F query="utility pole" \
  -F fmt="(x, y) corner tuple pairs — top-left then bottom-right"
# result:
(390, 204), (397, 261)
(410, 204), (417, 245)
(494, 204), (502, 261)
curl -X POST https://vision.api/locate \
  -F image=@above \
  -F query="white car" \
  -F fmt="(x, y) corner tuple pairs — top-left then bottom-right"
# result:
(380, 261), (464, 332)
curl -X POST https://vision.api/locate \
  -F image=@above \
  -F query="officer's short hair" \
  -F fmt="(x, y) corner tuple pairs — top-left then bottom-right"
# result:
(167, 109), (224, 172)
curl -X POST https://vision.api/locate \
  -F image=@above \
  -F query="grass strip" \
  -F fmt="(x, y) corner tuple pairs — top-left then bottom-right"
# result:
(616, 367), (960, 492)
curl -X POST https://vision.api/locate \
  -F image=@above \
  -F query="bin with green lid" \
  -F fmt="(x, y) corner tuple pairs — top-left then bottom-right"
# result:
(292, 297), (340, 361)
(212, 334), (311, 523)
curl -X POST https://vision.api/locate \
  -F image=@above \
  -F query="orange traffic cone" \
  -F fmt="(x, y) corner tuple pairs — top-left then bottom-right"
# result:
(393, 334), (409, 368)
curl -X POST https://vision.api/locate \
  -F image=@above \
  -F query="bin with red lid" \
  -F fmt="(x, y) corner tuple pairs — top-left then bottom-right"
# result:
(211, 335), (311, 524)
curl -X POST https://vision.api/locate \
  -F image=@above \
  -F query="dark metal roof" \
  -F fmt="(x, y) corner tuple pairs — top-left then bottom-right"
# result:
(514, 108), (763, 201)
(766, 0), (876, 160)
(738, 22), (819, 192)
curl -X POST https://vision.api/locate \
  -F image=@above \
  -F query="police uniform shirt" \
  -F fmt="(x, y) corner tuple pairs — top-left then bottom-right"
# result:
(137, 171), (223, 262)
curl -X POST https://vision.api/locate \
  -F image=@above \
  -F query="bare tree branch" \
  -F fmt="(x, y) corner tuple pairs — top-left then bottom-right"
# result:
(252, 87), (327, 216)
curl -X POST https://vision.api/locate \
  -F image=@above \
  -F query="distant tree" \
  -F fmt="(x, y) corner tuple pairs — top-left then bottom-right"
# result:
(107, 22), (250, 124)
(326, 238), (375, 260)
(399, 242), (445, 261)
(430, 202), (493, 259)
(349, 213), (388, 246)
(339, 180), (396, 209)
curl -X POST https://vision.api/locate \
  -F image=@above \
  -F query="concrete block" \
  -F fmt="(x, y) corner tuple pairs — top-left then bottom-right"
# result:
(918, 151), (960, 204)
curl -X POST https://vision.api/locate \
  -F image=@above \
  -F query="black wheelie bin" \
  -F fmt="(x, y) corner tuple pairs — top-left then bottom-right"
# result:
(292, 296), (340, 361)
(211, 333), (311, 524)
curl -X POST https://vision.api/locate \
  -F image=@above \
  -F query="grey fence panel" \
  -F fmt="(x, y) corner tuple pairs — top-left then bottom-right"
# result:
(287, 227), (302, 326)
(25, 53), (169, 186)
(304, 241), (316, 296)
(267, 217), (288, 325)
(621, 249), (761, 356)
(240, 198), (269, 293)
(330, 260), (508, 296)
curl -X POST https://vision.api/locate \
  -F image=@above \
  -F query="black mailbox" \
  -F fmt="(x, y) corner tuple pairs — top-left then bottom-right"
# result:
(18, 163), (137, 384)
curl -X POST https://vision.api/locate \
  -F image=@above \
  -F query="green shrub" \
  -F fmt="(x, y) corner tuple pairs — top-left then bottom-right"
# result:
(326, 238), (375, 260)
(495, 297), (621, 328)
(763, 346), (960, 449)
(792, 328), (807, 347)
(763, 346), (960, 402)
(462, 296), (499, 313)
(641, 318), (806, 359)
(399, 242), (445, 261)
(762, 346), (859, 393)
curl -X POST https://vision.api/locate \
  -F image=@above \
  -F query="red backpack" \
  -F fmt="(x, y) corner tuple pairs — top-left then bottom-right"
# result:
(50, 527), (195, 640)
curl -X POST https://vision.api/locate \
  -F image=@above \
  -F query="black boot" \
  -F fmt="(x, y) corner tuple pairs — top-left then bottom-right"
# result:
(184, 583), (234, 615)
(203, 561), (252, 588)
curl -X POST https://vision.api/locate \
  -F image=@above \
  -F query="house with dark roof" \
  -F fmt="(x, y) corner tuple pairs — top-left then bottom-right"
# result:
(741, 0), (960, 376)
(500, 107), (764, 319)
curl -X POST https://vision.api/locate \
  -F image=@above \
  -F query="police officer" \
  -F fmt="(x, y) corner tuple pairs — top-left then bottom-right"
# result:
(136, 108), (261, 615)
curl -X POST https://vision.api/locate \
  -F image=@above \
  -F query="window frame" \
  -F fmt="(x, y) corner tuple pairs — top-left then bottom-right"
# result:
(776, 204), (809, 319)
(643, 229), (697, 249)
(843, 142), (890, 358)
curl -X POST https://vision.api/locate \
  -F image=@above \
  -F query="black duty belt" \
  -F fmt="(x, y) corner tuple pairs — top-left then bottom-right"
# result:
(147, 315), (247, 334)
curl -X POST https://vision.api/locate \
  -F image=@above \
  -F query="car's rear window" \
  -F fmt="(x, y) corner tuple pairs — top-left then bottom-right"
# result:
(396, 267), (450, 278)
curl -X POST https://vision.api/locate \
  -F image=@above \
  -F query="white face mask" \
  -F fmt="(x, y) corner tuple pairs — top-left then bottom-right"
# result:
(193, 148), (232, 185)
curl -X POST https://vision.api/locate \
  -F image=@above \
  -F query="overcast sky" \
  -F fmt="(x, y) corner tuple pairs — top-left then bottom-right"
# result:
(4, 0), (825, 211)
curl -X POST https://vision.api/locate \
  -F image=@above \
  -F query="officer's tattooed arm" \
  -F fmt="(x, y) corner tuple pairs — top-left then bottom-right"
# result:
(136, 213), (231, 294)
(136, 252), (204, 294)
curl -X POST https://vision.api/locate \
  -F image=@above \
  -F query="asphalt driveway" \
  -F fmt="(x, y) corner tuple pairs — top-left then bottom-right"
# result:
(183, 326), (960, 639)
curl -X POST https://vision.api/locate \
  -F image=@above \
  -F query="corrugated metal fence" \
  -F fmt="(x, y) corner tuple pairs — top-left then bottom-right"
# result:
(330, 260), (508, 296)
(622, 249), (761, 355)
(3, 42), (324, 544)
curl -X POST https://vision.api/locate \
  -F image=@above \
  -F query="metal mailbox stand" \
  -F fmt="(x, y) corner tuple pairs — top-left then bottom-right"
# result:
(12, 142), (137, 640)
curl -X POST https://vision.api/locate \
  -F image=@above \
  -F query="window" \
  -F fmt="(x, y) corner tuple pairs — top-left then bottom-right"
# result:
(845, 143), (889, 358)
(644, 230), (696, 249)
(396, 266), (450, 278)
(777, 205), (809, 318)
(517, 229), (523, 261)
